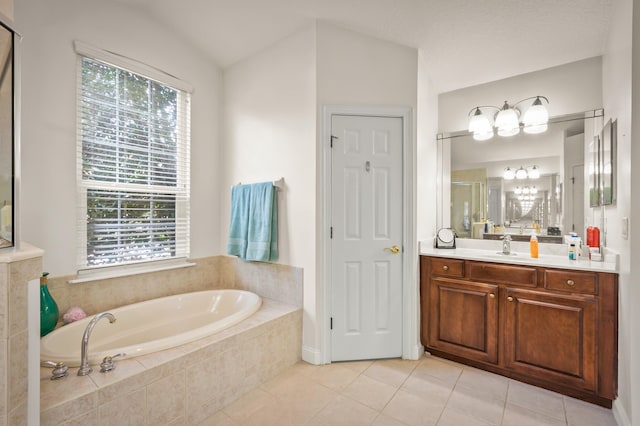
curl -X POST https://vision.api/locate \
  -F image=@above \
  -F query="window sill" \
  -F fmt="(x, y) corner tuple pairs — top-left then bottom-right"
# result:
(69, 258), (196, 284)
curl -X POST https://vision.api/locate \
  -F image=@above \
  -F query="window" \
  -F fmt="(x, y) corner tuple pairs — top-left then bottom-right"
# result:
(76, 44), (191, 271)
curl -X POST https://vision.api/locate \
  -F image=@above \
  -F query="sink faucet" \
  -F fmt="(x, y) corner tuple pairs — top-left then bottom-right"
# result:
(77, 312), (116, 376)
(502, 234), (512, 255)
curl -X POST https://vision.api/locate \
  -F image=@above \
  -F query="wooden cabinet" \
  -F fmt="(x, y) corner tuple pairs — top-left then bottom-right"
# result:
(428, 277), (498, 364)
(420, 255), (618, 407)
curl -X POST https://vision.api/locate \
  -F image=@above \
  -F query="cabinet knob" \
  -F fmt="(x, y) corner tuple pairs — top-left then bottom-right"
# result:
(443, 265), (449, 271)
(489, 293), (495, 299)
(566, 279), (575, 287)
(507, 296), (514, 302)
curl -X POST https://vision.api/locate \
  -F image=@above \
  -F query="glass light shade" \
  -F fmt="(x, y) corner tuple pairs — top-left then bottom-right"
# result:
(517, 195), (524, 201)
(514, 186), (522, 194)
(529, 165), (540, 179)
(522, 186), (530, 194)
(504, 167), (515, 180)
(495, 105), (520, 137)
(515, 166), (528, 179)
(473, 129), (494, 141)
(468, 108), (492, 133)
(531, 186), (538, 194)
(524, 123), (548, 134)
(522, 98), (549, 126)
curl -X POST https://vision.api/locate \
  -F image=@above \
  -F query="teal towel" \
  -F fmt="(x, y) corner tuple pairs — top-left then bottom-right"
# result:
(227, 182), (278, 262)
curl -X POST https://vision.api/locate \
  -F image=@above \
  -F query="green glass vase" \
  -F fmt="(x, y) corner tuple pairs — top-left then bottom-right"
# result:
(40, 272), (59, 337)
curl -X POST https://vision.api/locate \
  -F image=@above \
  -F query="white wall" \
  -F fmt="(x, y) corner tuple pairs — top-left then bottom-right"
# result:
(416, 51), (439, 241)
(221, 26), (317, 356)
(224, 22), (420, 362)
(15, 0), (222, 276)
(602, 0), (635, 423)
(438, 57), (603, 132)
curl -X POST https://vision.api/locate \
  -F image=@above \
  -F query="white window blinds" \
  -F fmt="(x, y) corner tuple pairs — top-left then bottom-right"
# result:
(76, 47), (191, 270)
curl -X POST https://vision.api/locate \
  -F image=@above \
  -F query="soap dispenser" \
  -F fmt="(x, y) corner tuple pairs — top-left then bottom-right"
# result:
(530, 232), (539, 259)
(40, 272), (59, 336)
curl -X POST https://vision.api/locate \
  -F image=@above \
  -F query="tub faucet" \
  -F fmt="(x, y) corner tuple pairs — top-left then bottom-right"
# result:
(502, 234), (512, 255)
(77, 312), (116, 376)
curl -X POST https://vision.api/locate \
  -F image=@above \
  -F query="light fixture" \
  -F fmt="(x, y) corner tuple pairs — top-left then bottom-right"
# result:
(531, 186), (538, 194)
(467, 96), (549, 141)
(515, 166), (528, 179)
(529, 165), (540, 179)
(523, 96), (550, 134)
(522, 186), (530, 195)
(495, 101), (520, 137)
(503, 167), (515, 180)
(514, 186), (522, 194)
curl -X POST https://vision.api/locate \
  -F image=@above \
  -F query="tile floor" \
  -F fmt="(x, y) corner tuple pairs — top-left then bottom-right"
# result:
(198, 355), (617, 426)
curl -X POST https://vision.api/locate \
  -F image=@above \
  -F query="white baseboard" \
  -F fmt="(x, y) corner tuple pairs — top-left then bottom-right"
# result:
(302, 345), (324, 365)
(404, 343), (424, 360)
(613, 399), (630, 426)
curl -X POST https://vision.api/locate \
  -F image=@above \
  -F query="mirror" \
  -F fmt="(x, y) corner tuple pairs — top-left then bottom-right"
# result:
(0, 21), (14, 249)
(438, 111), (602, 243)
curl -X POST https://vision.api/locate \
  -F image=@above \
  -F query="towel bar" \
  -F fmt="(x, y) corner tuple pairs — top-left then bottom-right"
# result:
(235, 178), (284, 191)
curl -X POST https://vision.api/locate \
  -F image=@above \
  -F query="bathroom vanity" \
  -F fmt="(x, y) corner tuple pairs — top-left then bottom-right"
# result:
(420, 246), (618, 407)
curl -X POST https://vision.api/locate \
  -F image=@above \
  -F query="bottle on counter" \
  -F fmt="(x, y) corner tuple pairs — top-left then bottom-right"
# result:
(568, 243), (577, 260)
(530, 232), (538, 258)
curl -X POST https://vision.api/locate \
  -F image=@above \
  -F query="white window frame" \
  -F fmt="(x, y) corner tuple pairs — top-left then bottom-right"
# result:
(74, 41), (192, 278)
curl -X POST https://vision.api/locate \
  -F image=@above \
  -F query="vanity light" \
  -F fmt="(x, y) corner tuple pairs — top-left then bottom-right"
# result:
(529, 165), (540, 179)
(523, 96), (550, 134)
(515, 166), (528, 180)
(514, 186), (522, 194)
(531, 186), (538, 194)
(467, 96), (549, 141)
(504, 167), (515, 180)
(522, 186), (530, 194)
(495, 101), (520, 137)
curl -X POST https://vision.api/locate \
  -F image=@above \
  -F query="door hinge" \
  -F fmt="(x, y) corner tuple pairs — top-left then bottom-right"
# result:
(330, 227), (333, 239)
(330, 135), (338, 147)
(330, 317), (333, 330)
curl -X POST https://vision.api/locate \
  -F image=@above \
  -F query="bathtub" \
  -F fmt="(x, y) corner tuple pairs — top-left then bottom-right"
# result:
(40, 289), (262, 367)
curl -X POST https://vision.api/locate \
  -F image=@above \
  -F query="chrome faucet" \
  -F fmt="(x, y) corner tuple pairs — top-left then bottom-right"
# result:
(77, 312), (116, 376)
(502, 234), (512, 255)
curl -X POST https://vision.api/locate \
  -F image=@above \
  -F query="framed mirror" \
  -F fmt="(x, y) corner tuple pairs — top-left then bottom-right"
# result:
(0, 20), (15, 249)
(437, 110), (603, 243)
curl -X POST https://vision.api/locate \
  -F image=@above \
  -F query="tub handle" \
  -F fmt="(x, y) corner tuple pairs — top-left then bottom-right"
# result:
(41, 360), (69, 380)
(100, 353), (126, 373)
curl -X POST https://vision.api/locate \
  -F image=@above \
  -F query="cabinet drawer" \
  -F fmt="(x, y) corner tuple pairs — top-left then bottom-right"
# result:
(430, 258), (464, 277)
(544, 269), (597, 295)
(468, 262), (537, 287)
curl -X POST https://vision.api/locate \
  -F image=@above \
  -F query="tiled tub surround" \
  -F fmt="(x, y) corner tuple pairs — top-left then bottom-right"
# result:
(40, 255), (303, 425)
(46, 255), (303, 318)
(40, 298), (302, 425)
(0, 244), (43, 426)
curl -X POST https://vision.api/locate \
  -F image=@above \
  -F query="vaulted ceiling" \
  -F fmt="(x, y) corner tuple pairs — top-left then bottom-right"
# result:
(112, 0), (612, 93)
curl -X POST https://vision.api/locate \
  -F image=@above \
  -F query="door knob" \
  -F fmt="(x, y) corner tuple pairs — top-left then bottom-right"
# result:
(507, 296), (514, 302)
(384, 245), (400, 254)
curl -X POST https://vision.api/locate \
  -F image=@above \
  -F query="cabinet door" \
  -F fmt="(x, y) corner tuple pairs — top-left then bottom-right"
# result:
(428, 277), (498, 364)
(503, 288), (596, 392)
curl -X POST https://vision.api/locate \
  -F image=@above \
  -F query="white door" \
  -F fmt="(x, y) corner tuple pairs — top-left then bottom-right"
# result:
(330, 114), (403, 361)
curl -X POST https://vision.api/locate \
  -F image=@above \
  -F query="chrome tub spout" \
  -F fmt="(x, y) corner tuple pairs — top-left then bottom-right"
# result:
(77, 312), (116, 376)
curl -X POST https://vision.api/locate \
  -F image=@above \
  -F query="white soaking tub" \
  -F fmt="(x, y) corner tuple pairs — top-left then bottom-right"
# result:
(40, 289), (262, 367)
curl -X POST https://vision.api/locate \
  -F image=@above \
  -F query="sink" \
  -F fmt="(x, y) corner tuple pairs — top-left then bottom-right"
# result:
(492, 252), (518, 257)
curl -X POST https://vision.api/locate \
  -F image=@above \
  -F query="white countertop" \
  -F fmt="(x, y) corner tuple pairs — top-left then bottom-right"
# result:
(420, 240), (618, 274)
